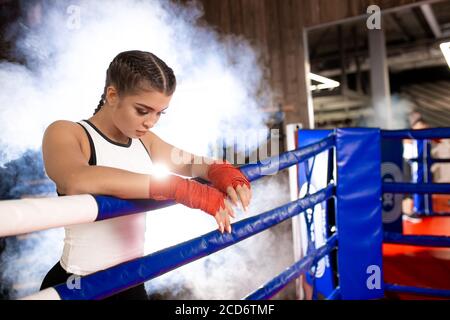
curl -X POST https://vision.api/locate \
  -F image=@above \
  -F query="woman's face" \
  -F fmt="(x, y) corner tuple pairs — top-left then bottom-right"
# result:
(111, 89), (172, 139)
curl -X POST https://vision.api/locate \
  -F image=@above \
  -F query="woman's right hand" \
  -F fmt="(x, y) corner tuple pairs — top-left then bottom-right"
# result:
(214, 199), (235, 234)
(148, 174), (236, 233)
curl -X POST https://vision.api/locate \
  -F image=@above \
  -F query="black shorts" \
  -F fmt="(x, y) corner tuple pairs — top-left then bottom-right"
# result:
(40, 261), (148, 300)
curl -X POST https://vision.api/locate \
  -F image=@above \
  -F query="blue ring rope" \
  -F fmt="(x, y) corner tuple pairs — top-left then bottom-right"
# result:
(55, 184), (335, 300)
(381, 128), (450, 140)
(243, 234), (338, 300)
(382, 182), (450, 195)
(383, 232), (450, 247)
(240, 135), (335, 181)
(326, 287), (341, 300)
(385, 284), (450, 298)
(94, 135), (336, 221)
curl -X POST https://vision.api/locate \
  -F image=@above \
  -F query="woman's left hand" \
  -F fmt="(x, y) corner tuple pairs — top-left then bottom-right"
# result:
(207, 162), (252, 212)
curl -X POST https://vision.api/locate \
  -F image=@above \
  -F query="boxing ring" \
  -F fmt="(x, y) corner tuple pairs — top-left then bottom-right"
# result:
(0, 128), (449, 300)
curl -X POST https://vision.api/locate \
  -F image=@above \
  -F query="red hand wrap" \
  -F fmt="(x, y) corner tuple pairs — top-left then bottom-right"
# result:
(148, 175), (225, 216)
(207, 162), (251, 194)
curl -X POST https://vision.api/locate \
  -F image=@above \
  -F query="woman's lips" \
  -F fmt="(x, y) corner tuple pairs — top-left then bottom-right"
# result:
(136, 130), (147, 135)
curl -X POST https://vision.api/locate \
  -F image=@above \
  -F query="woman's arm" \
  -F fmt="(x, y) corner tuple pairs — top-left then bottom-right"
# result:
(43, 121), (235, 233)
(144, 131), (252, 210)
(144, 131), (212, 179)
(42, 121), (150, 199)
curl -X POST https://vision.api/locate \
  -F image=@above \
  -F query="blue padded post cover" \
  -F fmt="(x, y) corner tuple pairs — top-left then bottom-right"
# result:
(335, 128), (384, 299)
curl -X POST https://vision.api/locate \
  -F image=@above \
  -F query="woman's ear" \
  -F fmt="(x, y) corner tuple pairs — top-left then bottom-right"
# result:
(105, 86), (119, 106)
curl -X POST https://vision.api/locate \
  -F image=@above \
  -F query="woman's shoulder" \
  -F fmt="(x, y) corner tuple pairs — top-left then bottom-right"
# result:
(45, 120), (82, 132)
(43, 120), (91, 162)
(43, 120), (85, 143)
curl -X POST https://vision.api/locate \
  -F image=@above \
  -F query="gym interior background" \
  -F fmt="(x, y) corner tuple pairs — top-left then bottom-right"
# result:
(0, 0), (449, 300)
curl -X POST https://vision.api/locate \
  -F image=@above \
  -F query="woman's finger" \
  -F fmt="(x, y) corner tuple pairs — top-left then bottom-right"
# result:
(244, 185), (252, 202)
(244, 185), (252, 206)
(226, 186), (240, 208)
(235, 185), (250, 211)
(224, 210), (232, 233)
(224, 198), (236, 219)
(214, 210), (225, 233)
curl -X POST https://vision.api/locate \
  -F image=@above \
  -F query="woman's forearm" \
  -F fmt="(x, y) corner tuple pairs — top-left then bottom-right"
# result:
(63, 165), (151, 199)
(191, 163), (209, 180)
(190, 157), (215, 180)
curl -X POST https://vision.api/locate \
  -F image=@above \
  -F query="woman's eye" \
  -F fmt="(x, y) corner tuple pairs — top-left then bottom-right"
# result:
(136, 109), (148, 115)
(136, 108), (166, 116)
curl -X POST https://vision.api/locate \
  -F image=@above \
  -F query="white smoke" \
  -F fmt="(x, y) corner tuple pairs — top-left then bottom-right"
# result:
(390, 94), (415, 129)
(0, 0), (294, 299)
(0, 0), (271, 164)
(145, 174), (294, 300)
(0, 228), (64, 299)
(360, 93), (414, 129)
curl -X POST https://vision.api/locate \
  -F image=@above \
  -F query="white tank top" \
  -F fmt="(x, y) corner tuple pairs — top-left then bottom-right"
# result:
(60, 120), (153, 276)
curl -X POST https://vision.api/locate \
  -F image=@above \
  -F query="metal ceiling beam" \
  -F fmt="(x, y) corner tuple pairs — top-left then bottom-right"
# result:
(314, 108), (373, 123)
(413, 83), (450, 102)
(405, 86), (450, 109)
(420, 4), (443, 38)
(404, 96), (450, 127)
(305, 0), (445, 32)
(412, 6), (435, 39)
(403, 89), (450, 114)
(389, 12), (415, 42)
(310, 36), (450, 65)
(317, 48), (446, 77)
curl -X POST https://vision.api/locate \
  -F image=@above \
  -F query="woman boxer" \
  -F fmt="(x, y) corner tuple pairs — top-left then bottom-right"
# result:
(39, 50), (252, 300)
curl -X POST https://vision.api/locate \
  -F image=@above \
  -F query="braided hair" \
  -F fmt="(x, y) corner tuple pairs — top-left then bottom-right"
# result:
(94, 50), (176, 115)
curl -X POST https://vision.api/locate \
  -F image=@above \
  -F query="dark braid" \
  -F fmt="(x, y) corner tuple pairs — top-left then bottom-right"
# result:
(93, 92), (106, 115)
(93, 50), (176, 115)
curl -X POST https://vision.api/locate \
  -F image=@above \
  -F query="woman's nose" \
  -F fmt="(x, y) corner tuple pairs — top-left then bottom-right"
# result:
(143, 120), (152, 129)
(143, 114), (157, 128)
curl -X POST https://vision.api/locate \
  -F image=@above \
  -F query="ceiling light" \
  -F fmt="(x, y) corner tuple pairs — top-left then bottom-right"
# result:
(309, 73), (340, 91)
(440, 42), (450, 68)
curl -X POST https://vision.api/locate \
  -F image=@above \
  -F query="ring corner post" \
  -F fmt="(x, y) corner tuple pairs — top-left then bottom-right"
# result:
(335, 128), (384, 300)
